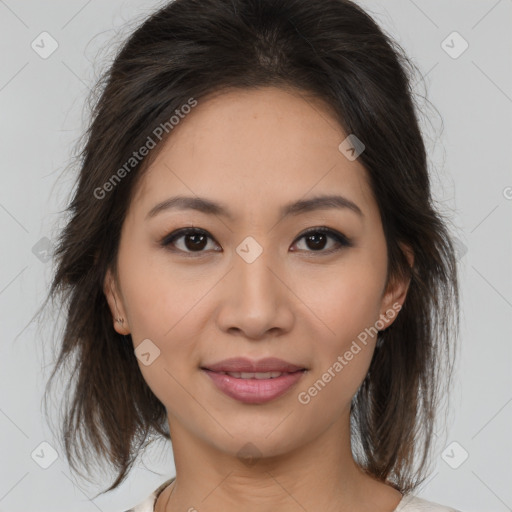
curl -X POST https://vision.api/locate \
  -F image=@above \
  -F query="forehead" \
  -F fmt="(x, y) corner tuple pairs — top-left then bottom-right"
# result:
(131, 87), (377, 223)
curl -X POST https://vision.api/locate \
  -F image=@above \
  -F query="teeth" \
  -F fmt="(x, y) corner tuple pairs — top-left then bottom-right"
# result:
(224, 371), (283, 379)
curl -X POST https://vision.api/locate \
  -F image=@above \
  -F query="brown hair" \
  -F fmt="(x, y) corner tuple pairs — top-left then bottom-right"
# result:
(42, 0), (460, 497)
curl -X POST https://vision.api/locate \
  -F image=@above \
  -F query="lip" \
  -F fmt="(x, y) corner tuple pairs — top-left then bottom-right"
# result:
(202, 357), (305, 373)
(201, 357), (307, 404)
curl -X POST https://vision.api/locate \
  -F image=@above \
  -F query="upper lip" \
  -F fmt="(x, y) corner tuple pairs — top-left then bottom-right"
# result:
(202, 357), (305, 373)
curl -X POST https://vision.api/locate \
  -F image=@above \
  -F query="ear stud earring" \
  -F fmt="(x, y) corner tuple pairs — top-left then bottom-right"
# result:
(116, 317), (125, 324)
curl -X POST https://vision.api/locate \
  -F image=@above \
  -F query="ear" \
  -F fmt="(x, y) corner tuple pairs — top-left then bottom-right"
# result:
(103, 268), (130, 335)
(378, 243), (414, 330)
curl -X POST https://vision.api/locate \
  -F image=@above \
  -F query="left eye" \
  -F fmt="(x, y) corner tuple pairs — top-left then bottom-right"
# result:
(292, 227), (352, 254)
(160, 227), (352, 255)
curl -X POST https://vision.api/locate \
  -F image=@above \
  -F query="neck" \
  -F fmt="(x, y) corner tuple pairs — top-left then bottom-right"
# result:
(156, 411), (403, 512)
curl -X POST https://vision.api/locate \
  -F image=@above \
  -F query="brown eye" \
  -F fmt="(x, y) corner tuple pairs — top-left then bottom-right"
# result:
(161, 226), (352, 257)
(161, 228), (219, 254)
(291, 227), (353, 254)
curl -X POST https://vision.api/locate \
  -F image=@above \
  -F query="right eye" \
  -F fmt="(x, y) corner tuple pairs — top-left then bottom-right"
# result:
(160, 227), (221, 256)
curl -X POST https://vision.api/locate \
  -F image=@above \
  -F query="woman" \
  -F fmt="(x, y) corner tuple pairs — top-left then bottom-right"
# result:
(43, 0), (462, 511)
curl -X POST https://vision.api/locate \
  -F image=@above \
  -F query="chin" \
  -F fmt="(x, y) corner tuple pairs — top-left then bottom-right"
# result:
(196, 418), (314, 462)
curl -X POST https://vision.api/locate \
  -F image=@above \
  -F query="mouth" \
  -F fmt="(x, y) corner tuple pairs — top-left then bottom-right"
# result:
(201, 356), (306, 373)
(201, 357), (307, 404)
(208, 370), (294, 379)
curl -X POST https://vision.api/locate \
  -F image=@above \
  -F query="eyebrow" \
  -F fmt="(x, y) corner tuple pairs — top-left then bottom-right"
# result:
(146, 194), (364, 221)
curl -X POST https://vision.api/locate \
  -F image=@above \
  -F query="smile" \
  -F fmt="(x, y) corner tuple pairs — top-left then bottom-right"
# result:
(201, 357), (307, 404)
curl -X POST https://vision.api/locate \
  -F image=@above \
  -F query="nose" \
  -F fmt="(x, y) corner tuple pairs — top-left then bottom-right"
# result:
(215, 245), (295, 341)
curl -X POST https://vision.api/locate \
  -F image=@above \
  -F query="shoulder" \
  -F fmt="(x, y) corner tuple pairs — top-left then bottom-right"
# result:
(396, 494), (463, 512)
(124, 478), (175, 512)
(124, 494), (155, 512)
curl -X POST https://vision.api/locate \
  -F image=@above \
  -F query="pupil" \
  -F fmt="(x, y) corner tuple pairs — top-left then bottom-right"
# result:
(186, 234), (207, 251)
(307, 233), (326, 250)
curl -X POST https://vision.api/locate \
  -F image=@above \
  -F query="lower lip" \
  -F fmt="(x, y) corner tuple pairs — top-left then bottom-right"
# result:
(202, 369), (305, 404)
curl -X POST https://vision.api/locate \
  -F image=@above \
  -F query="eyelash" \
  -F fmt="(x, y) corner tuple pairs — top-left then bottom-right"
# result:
(159, 226), (353, 257)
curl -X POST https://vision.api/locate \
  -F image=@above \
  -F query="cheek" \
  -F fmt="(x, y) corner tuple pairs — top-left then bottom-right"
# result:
(118, 239), (206, 340)
(297, 260), (384, 402)
(121, 260), (205, 409)
(116, 243), (207, 394)
(307, 259), (385, 347)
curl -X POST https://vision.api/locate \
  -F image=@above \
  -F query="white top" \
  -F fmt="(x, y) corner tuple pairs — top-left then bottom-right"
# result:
(125, 479), (463, 512)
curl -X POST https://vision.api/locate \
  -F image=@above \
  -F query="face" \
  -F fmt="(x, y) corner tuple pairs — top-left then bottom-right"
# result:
(104, 86), (411, 460)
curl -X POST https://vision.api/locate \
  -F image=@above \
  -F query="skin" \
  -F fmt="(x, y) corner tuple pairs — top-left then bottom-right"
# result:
(104, 86), (413, 512)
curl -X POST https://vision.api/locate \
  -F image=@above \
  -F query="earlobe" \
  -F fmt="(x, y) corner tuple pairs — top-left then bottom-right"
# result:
(378, 278), (409, 331)
(103, 268), (130, 335)
(379, 243), (414, 330)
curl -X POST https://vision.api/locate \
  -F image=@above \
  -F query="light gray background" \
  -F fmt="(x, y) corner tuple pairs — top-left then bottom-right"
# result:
(0, 1), (511, 511)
